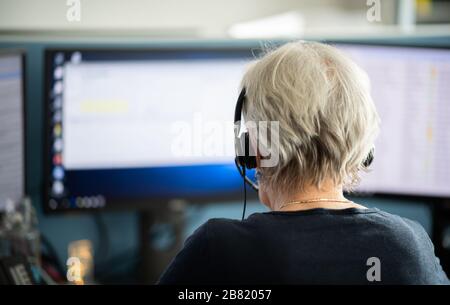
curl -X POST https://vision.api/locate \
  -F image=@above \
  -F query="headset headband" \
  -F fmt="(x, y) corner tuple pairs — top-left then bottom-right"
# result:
(234, 88), (246, 123)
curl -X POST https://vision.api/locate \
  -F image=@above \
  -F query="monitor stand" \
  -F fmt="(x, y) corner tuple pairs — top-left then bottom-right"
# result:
(138, 200), (187, 284)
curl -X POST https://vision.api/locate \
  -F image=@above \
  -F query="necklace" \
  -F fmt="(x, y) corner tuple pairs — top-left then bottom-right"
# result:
(279, 198), (353, 210)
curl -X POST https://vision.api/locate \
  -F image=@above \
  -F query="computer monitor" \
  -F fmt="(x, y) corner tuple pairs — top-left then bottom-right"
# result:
(43, 48), (256, 211)
(337, 44), (450, 199)
(0, 50), (26, 210)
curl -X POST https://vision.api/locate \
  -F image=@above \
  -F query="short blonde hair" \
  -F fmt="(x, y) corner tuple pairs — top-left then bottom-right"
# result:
(241, 41), (380, 192)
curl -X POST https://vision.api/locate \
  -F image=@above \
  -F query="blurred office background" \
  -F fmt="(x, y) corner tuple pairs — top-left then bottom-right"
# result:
(0, 0), (449, 284)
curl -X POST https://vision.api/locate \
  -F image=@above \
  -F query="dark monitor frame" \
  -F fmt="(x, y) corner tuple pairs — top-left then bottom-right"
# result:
(42, 46), (259, 213)
(0, 49), (27, 206)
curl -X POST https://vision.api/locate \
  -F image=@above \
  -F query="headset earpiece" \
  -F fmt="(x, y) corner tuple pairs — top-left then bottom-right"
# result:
(244, 133), (257, 169)
(235, 132), (257, 170)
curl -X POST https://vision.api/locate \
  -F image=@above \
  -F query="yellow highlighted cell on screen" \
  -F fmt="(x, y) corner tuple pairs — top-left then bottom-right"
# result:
(430, 66), (437, 79)
(53, 124), (62, 136)
(80, 100), (129, 113)
(426, 126), (433, 142)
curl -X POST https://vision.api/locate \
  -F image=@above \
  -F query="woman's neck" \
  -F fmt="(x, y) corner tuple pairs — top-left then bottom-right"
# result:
(268, 180), (365, 211)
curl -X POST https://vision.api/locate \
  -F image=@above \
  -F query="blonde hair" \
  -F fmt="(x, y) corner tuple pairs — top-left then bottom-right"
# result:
(241, 41), (380, 193)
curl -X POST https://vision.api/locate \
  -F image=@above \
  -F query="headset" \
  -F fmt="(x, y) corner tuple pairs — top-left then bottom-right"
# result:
(234, 88), (374, 220)
(234, 88), (256, 220)
(234, 88), (258, 189)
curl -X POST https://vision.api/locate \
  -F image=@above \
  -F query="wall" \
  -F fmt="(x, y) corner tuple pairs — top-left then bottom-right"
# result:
(0, 0), (400, 38)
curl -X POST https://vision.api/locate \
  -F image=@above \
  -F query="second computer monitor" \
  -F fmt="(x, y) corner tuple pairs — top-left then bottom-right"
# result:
(337, 44), (450, 199)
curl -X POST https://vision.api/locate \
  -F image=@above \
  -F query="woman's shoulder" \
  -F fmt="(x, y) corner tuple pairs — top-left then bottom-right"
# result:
(199, 209), (431, 246)
(202, 216), (254, 231)
(197, 213), (268, 238)
(365, 208), (429, 237)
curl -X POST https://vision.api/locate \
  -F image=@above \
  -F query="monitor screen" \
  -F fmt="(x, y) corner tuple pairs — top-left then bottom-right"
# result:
(44, 49), (255, 211)
(338, 44), (450, 198)
(0, 51), (25, 209)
